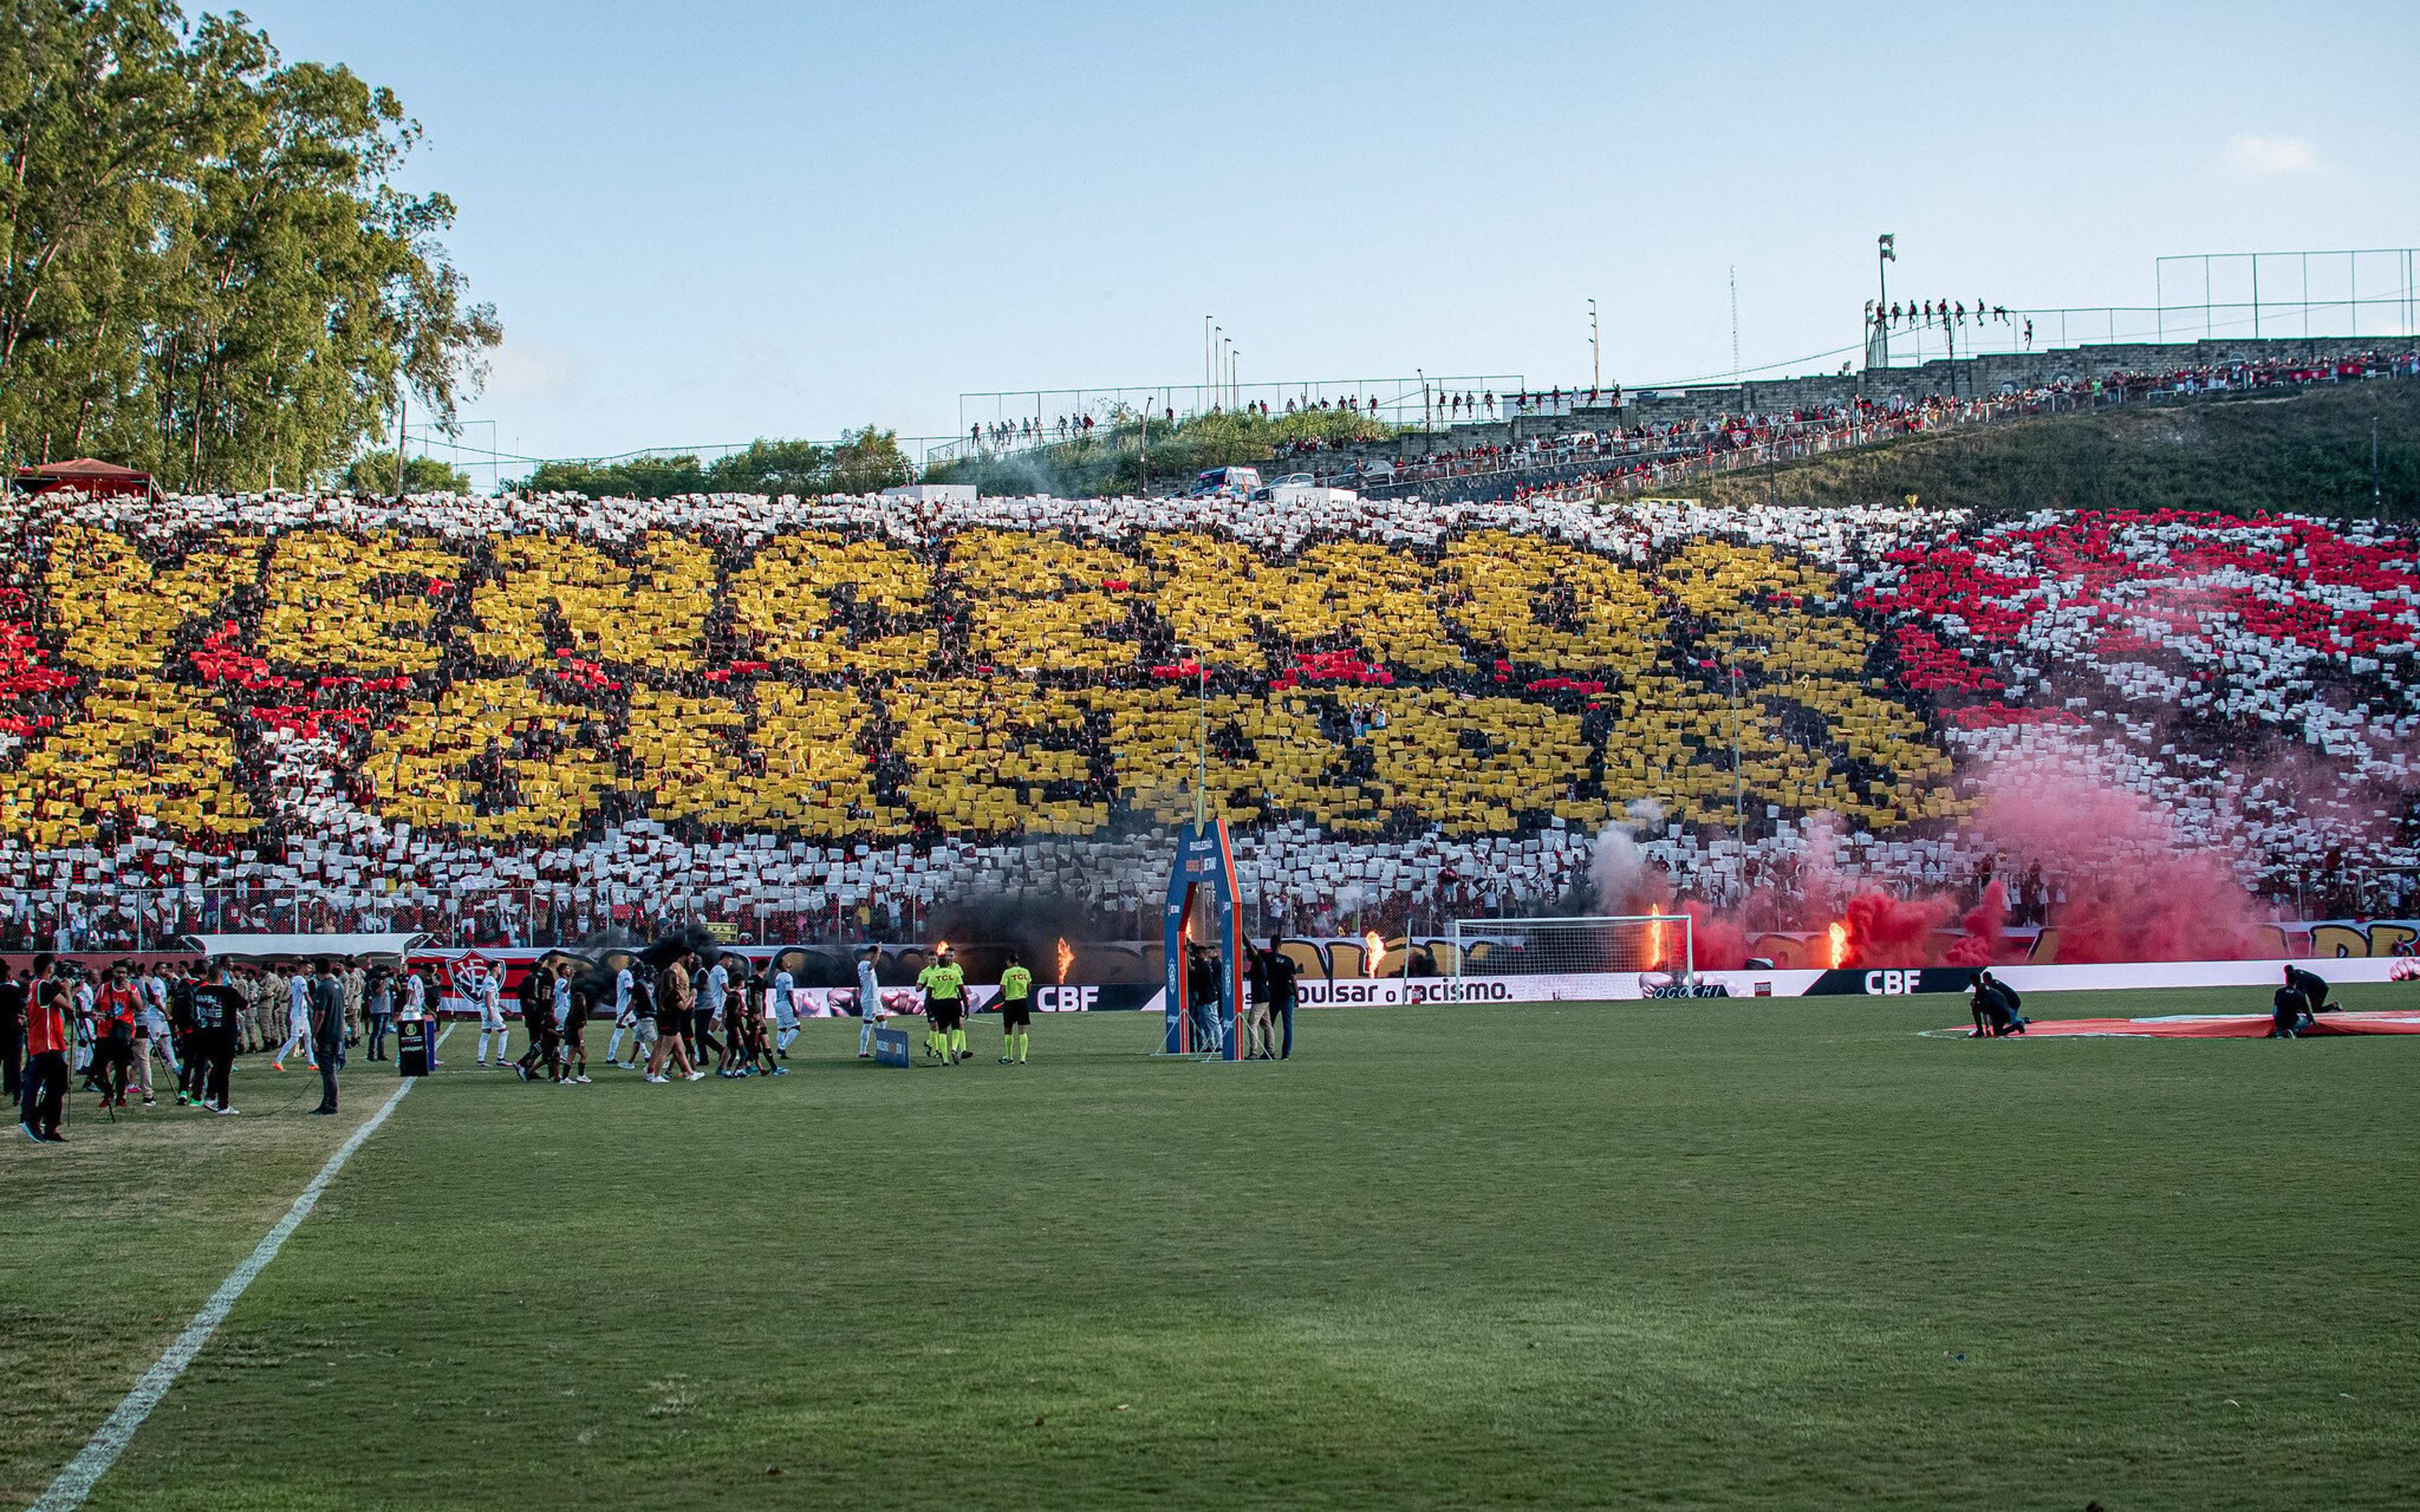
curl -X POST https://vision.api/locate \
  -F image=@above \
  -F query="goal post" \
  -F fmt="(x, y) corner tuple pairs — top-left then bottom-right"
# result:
(1448, 914), (1695, 982)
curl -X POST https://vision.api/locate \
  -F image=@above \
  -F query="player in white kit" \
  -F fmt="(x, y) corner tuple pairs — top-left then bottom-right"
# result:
(606, 965), (636, 1066)
(698, 956), (729, 1070)
(855, 946), (889, 1057)
(137, 965), (179, 1088)
(475, 970), (510, 1067)
(272, 965), (318, 1071)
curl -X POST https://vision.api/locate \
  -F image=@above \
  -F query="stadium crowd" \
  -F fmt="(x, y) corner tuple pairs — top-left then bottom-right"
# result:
(1360, 352), (2420, 502)
(4, 377), (2420, 957)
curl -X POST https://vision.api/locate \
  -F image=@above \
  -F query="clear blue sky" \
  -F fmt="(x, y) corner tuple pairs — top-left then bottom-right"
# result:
(233, 1), (2419, 476)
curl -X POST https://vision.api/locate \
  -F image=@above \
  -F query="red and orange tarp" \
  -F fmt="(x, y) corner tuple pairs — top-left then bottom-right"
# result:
(1949, 1011), (2420, 1039)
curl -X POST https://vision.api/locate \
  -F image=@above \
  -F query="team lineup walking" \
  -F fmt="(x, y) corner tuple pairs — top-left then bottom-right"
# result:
(3, 922), (1318, 1142)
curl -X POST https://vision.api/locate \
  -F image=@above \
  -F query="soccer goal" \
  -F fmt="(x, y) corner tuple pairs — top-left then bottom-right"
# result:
(1448, 914), (1694, 982)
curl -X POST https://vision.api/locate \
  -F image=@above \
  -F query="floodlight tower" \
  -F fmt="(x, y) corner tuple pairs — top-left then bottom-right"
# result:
(1875, 233), (1897, 369)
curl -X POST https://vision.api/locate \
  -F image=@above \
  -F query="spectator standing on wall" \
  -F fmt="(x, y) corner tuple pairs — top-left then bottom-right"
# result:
(2019, 862), (2046, 927)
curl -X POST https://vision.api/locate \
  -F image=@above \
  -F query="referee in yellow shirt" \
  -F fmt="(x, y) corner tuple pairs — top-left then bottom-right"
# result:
(917, 946), (968, 1064)
(996, 952), (1034, 1064)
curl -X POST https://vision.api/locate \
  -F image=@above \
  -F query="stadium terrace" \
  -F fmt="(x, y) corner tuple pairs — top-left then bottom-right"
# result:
(3, 482), (2417, 963)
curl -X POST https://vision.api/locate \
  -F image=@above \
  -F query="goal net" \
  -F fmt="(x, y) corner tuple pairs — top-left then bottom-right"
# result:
(1448, 914), (1694, 980)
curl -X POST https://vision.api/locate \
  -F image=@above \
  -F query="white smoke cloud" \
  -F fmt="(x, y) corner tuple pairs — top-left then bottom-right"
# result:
(1589, 798), (1669, 914)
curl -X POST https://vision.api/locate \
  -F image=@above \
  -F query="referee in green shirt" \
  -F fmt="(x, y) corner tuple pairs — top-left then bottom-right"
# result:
(997, 952), (1034, 1064)
(917, 946), (968, 1064)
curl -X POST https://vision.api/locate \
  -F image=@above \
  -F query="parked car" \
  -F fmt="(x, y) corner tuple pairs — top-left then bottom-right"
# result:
(1189, 466), (1262, 498)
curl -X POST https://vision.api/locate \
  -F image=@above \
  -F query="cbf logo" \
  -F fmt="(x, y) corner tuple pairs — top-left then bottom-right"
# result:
(1865, 970), (1918, 995)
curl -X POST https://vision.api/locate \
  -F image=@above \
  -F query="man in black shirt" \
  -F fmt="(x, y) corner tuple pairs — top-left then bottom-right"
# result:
(1263, 941), (1299, 1060)
(190, 965), (245, 1114)
(0, 966), (23, 1102)
(1185, 946), (1220, 1056)
(2269, 985), (2313, 1039)
(1243, 946), (1274, 1059)
(1968, 970), (2027, 1037)
(308, 959), (346, 1114)
(2283, 964), (2334, 1018)
(164, 962), (201, 1105)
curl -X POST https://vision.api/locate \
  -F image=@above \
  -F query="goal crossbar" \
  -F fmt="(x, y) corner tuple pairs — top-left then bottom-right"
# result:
(1448, 914), (1695, 980)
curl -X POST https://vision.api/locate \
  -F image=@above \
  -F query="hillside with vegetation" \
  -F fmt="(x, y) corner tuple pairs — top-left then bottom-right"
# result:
(924, 405), (1390, 496)
(1685, 379), (2420, 520)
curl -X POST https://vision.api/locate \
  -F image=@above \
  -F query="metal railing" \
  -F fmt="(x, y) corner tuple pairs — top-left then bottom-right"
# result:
(1870, 292), (2418, 367)
(939, 374), (1528, 467)
(1355, 357), (2419, 503)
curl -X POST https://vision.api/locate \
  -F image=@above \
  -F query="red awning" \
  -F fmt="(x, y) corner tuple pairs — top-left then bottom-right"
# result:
(13, 457), (156, 499)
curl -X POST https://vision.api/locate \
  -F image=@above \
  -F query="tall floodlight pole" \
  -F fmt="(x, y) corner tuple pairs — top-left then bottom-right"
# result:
(1204, 316), (1213, 413)
(1589, 299), (1600, 389)
(1729, 267), (1741, 378)
(1876, 233), (1897, 369)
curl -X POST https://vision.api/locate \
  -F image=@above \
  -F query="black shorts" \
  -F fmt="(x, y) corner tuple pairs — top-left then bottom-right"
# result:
(930, 999), (962, 1031)
(1000, 999), (1031, 1030)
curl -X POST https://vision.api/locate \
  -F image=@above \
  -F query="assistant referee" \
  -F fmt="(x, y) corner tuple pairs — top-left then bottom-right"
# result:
(996, 951), (1033, 1065)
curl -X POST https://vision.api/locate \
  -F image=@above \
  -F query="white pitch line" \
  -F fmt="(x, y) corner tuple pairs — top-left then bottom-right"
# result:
(31, 1027), (451, 1512)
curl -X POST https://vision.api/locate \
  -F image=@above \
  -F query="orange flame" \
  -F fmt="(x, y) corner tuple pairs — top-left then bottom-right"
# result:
(1056, 936), (1073, 985)
(1644, 906), (1669, 970)
(1364, 931), (1386, 973)
(1826, 922), (1848, 969)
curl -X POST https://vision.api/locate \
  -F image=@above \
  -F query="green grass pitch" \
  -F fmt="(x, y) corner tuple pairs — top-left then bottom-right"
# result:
(5, 987), (2417, 1510)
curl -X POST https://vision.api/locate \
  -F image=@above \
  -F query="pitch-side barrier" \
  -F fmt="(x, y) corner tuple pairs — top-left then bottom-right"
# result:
(401, 948), (2409, 1017)
(1296, 956), (2413, 1005)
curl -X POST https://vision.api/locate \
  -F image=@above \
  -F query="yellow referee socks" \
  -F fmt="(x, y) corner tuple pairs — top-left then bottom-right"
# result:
(949, 1026), (965, 1057)
(1014, 1031), (1028, 1062)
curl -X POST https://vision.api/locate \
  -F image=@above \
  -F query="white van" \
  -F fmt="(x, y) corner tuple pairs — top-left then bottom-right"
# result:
(1190, 466), (1262, 498)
